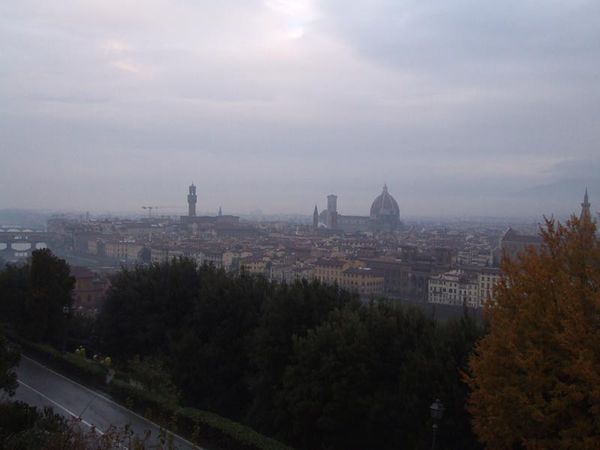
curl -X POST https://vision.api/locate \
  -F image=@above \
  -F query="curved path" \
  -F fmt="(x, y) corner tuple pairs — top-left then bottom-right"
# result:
(13, 355), (202, 450)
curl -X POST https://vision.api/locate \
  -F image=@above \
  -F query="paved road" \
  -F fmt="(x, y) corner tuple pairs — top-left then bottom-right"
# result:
(13, 355), (202, 450)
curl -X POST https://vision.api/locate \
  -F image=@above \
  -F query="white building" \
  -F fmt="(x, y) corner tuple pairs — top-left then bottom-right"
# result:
(150, 246), (184, 264)
(428, 270), (480, 308)
(270, 263), (313, 284)
(428, 268), (501, 308)
(477, 268), (501, 306)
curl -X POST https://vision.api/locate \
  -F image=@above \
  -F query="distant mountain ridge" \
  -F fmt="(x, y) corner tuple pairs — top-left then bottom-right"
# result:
(0, 209), (52, 228)
(516, 178), (600, 216)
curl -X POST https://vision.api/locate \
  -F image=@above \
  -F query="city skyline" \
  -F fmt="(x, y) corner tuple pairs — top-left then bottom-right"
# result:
(0, 183), (595, 224)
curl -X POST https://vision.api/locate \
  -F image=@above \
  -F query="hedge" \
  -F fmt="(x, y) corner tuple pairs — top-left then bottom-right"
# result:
(17, 339), (108, 386)
(14, 338), (293, 450)
(177, 408), (292, 450)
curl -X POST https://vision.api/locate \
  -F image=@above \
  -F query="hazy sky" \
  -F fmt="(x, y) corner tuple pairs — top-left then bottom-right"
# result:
(1, 1), (599, 218)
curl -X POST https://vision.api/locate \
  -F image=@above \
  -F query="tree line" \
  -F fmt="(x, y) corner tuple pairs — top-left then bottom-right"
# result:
(95, 260), (482, 449)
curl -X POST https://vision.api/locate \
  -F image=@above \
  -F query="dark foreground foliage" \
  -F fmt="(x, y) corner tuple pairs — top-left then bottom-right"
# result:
(0, 401), (180, 450)
(1, 253), (484, 450)
(0, 249), (74, 345)
(0, 325), (20, 397)
(95, 260), (483, 450)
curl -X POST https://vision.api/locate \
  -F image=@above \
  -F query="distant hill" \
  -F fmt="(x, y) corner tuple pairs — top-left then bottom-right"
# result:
(516, 178), (600, 217)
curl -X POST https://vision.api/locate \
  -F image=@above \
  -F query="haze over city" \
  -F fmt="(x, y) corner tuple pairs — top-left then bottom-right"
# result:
(4, 3), (600, 450)
(2, 0), (599, 217)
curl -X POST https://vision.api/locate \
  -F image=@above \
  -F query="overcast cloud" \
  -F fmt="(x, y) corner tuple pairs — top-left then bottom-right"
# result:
(1, 0), (599, 218)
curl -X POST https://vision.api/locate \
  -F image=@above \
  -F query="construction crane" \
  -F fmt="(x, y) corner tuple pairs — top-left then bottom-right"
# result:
(141, 206), (160, 218)
(141, 206), (180, 218)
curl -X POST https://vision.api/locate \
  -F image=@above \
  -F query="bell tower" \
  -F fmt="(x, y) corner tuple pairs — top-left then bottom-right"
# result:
(326, 194), (338, 229)
(188, 184), (197, 217)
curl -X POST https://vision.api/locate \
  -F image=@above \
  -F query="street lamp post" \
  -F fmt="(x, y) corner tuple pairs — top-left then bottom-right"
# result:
(429, 398), (445, 450)
(62, 305), (70, 353)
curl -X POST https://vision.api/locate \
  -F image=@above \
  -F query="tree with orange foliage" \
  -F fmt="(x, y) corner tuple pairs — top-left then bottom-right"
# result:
(466, 215), (600, 450)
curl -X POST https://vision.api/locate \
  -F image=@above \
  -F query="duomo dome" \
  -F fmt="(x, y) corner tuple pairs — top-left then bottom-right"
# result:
(370, 184), (400, 219)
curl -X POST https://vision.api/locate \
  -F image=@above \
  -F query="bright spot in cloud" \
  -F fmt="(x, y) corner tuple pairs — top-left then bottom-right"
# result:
(265, 0), (317, 19)
(265, 0), (316, 41)
(103, 39), (130, 55)
(111, 60), (141, 74)
(286, 25), (305, 40)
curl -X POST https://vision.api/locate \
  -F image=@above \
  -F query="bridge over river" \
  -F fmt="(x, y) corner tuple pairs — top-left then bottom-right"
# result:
(0, 226), (56, 260)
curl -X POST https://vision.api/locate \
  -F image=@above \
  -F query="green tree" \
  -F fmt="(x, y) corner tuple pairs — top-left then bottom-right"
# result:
(278, 302), (482, 450)
(436, 315), (484, 450)
(0, 325), (20, 397)
(467, 217), (600, 450)
(246, 279), (358, 434)
(0, 249), (74, 344)
(0, 262), (30, 331)
(168, 269), (269, 419)
(26, 249), (75, 343)
(98, 261), (269, 419)
(97, 258), (201, 359)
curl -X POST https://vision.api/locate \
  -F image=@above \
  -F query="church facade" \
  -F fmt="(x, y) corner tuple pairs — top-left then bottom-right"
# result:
(313, 185), (401, 233)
